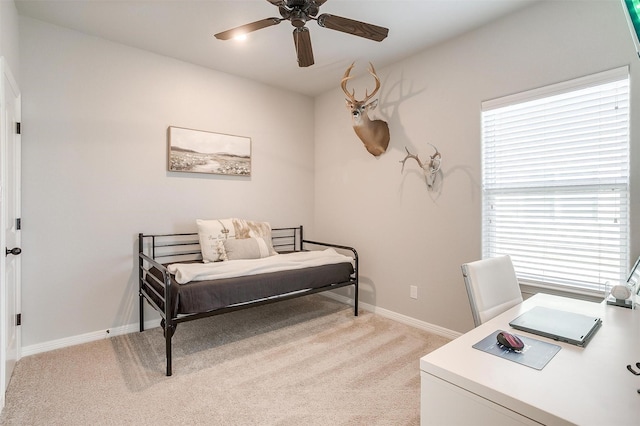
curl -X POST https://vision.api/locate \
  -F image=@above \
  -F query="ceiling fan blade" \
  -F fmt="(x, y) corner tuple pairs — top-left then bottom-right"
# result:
(313, 0), (329, 6)
(214, 18), (281, 40)
(316, 14), (388, 42)
(293, 27), (314, 67)
(266, 0), (285, 6)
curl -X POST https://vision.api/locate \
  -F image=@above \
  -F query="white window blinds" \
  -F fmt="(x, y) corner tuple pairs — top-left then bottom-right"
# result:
(481, 67), (630, 295)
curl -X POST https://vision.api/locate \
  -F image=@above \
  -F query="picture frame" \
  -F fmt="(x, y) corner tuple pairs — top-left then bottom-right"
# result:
(168, 126), (251, 176)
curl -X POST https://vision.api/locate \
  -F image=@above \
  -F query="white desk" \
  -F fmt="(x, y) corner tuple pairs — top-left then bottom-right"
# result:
(420, 293), (640, 425)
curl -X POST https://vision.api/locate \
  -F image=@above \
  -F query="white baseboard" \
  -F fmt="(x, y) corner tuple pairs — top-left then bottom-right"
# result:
(20, 293), (461, 358)
(322, 292), (462, 340)
(20, 319), (160, 358)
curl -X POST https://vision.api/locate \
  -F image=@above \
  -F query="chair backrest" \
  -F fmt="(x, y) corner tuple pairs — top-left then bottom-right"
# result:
(461, 255), (523, 327)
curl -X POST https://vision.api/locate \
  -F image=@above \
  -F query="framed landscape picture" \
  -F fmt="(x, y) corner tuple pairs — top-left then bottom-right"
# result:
(168, 126), (251, 176)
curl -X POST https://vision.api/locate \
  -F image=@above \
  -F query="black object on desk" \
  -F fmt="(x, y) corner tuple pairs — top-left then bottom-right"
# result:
(473, 330), (561, 370)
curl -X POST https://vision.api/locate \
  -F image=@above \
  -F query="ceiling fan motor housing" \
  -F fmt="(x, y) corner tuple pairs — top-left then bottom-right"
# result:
(286, 0), (311, 9)
(280, 0), (320, 27)
(289, 10), (308, 27)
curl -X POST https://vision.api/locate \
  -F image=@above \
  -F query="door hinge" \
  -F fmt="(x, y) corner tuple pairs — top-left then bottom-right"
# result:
(16, 122), (20, 135)
(16, 218), (21, 230)
(16, 313), (21, 326)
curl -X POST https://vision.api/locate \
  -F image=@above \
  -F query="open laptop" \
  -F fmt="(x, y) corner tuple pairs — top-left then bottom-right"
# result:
(509, 306), (602, 347)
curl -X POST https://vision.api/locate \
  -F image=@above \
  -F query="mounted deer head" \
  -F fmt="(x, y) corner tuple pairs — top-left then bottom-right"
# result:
(341, 62), (390, 156)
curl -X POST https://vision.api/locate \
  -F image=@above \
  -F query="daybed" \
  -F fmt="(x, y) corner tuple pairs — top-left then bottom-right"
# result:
(138, 223), (358, 376)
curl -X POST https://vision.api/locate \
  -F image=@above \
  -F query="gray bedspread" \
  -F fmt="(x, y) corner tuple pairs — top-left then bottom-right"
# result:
(146, 261), (354, 316)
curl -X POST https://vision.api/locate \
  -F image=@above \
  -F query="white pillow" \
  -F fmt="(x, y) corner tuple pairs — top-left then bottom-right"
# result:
(223, 237), (275, 260)
(196, 218), (235, 262)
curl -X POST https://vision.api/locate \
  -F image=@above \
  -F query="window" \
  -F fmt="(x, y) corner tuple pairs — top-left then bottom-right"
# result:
(481, 67), (630, 296)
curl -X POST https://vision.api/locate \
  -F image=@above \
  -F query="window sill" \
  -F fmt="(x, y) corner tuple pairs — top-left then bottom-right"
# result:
(519, 281), (605, 304)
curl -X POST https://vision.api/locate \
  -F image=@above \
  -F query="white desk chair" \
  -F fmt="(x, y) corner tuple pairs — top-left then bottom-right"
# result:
(461, 255), (523, 327)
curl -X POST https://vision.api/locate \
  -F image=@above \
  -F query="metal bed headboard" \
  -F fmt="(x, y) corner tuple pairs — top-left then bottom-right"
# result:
(139, 226), (304, 263)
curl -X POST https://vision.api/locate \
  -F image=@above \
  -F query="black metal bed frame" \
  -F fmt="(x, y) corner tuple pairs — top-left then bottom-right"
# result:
(138, 226), (358, 376)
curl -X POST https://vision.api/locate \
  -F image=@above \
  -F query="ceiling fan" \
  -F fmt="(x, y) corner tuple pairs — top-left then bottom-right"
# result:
(214, 0), (389, 67)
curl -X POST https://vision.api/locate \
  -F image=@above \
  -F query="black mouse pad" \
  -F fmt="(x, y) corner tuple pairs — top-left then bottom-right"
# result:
(472, 330), (561, 370)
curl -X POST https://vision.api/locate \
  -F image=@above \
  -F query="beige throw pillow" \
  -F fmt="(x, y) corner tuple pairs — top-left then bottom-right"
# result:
(223, 237), (274, 260)
(231, 218), (277, 255)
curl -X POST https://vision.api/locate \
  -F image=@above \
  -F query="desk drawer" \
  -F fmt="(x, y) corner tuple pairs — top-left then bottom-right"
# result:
(421, 371), (542, 426)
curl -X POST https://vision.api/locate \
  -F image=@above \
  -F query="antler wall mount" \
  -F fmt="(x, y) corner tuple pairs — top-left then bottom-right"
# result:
(399, 145), (442, 190)
(214, 0), (389, 67)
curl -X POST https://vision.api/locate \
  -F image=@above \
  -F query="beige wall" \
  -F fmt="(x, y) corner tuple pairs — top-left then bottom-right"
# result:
(313, 0), (640, 333)
(19, 17), (315, 348)
(17, 0), (640, 350)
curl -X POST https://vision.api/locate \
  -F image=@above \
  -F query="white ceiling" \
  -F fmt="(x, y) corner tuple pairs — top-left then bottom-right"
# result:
(15, 0), (538, 97)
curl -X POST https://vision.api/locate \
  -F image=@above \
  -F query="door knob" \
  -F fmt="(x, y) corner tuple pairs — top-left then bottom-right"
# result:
(5, 247), (21, 256)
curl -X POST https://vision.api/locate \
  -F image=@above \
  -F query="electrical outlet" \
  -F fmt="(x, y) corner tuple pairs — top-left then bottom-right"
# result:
(410, 285), (418, 299)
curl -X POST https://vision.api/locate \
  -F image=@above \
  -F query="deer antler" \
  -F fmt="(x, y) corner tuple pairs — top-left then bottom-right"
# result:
(399, 147), (425, 174)
(364, 62), (381, 103)
(400, 146), (440, 171)
(426, 144), (441, 173)
(341, 62), (381, 104)
(400, 145), (442, 189)
(341, 62), (356, 103)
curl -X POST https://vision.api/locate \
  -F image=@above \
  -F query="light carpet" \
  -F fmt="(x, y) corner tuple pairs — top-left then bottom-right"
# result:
(0, 295), (450, 425)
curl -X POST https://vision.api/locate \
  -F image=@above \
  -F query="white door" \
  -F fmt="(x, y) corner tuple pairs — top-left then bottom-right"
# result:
(0, 57), (21, 400)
